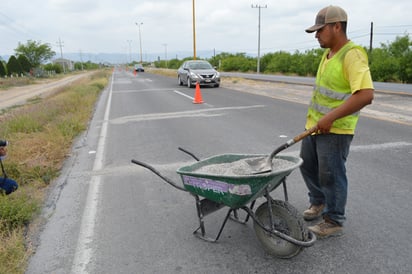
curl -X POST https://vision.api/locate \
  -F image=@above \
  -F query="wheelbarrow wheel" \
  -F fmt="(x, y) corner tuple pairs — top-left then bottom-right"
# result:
(253, 200), (307, 259)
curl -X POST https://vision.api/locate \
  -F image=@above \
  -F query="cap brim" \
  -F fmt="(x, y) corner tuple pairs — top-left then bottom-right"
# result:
(305, 24), (326, 33)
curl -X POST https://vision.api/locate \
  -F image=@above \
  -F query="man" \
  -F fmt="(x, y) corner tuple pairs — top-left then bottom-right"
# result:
(300, 5), (374, 237)
(0, 145), (18, 195)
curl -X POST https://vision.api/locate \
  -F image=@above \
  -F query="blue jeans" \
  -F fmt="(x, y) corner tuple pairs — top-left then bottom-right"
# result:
(0, 177), (18, 195)
(299, 134), (353, 226)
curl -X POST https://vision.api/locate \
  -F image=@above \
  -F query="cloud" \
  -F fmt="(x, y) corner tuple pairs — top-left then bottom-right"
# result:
(1, 0), (411, 62)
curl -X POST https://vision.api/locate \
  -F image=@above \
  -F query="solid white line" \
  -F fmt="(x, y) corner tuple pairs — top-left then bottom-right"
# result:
(71, 72), (114, 273)
(350, 141), (412, 152)
(173, 89), (194, 100)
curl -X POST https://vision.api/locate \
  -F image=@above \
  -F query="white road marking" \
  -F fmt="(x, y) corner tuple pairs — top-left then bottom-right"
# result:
(350, 141), (412, 152)
(173, 89), (215, 107)
(173, 89), (194, 100)
(71, 73), (114, 273)
(110, 105), (265, 124)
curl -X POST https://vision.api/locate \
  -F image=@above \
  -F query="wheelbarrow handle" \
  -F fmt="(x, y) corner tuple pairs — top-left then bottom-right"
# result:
(178, 147), (200, 161)
(131, 159), (188, 192)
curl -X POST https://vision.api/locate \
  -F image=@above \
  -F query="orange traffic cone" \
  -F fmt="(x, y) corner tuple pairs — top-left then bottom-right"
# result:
(193, 82), (204, 104)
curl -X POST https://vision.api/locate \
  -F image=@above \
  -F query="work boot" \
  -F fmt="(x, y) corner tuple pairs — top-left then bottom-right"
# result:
(308, 218), (343, 238)
(303, 204), (324, 221)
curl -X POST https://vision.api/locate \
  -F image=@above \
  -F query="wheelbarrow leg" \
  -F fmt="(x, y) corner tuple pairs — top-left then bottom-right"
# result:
(281, 177), (289, 202)
(194, 195), (206, 237)
(229, 200), (256, 224)
(193, 194), (229, 242)
(193, 207), (233, 243)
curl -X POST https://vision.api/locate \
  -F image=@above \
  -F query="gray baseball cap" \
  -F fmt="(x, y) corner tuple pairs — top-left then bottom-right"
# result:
(306, 5), (347, 33)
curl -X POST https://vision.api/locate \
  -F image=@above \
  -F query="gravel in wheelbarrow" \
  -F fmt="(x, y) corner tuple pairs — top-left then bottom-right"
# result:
(176, 154), (302, 209)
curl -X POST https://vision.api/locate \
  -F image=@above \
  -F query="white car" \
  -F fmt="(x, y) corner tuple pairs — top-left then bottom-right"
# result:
(134, 64), (144, 72)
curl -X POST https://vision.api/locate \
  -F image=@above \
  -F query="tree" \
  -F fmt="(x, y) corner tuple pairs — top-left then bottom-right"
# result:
(14, 40), (55, 67)
(7, 55), (23, 76)
(370, 35), (412, 82)
(369, 48), (399, 82)
(0, 61), (6, 77)
(386, 35), (410, 58)
(43, 63), (63, 74)
(399, 51), (412, 83)
(219, 53), (255, 72)
(389, 35), (412, 83)
(17, 55), (32, 73)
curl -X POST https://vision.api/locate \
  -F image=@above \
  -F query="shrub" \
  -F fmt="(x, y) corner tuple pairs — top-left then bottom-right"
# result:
(17, 55), (32, 74)
(0, 61), (6, 77)
(0, 194), (39, 231)
(7, 56), (23, 76)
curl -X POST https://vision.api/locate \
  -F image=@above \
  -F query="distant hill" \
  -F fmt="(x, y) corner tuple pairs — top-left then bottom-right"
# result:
(2, 49), (240, 65)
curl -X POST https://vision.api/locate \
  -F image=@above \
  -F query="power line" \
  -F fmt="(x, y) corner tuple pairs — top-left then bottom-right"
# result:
(0, 11), (29, 35)
(375, 32), (410, 35)
(376, 24), (412, 28)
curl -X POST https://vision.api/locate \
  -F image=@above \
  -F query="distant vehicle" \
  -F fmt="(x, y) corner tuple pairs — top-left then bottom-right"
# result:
(134, 64), (144, 72)
(177, 60), (220, 88)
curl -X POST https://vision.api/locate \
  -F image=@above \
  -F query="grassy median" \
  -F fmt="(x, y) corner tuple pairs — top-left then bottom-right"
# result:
(0, 69), (111, 274)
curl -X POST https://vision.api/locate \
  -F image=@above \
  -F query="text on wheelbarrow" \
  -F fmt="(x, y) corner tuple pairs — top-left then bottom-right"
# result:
(182, 175), (252, 196)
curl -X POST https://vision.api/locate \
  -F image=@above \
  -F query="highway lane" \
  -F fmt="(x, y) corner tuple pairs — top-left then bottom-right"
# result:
(27, 69), (412, 274)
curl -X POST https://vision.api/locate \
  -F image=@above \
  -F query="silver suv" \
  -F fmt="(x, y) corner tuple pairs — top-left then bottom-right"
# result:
(177, 60), (220, 88)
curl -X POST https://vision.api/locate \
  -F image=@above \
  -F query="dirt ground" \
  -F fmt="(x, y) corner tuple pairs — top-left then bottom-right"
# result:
(0, 72), (94, 111)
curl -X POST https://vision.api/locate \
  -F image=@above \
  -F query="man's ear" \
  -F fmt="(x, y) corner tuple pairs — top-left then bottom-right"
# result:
(334, 22), (343, 33)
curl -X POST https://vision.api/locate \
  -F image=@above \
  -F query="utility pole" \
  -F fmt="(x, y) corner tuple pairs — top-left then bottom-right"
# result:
(79, 49), (84, 70)
(369, 22), (374, 53)
(162, 43), (168, 68)
(56, 37), (66, 73)
(135, 22), (143, 63)
(192, 0), (197, 60)
(251, 4), (267, 74)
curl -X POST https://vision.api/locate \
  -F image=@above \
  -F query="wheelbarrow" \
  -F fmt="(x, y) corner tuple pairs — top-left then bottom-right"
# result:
(131, 147), (316, 259)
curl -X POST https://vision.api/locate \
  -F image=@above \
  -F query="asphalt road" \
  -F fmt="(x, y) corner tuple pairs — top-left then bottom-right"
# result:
(26, 70), (412, 274)
(221, 72), (412, 95)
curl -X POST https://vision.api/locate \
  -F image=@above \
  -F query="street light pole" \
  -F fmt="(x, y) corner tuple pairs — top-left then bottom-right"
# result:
(251, 4), (267, 74)
(135, 22), (143, 64)
(192, 0), (197, 60)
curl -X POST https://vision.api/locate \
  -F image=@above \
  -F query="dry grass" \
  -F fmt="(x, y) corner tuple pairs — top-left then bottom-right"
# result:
(0, 69), (110, 274)
(146, 67), (176, 78)
(0, 227), (28, 273)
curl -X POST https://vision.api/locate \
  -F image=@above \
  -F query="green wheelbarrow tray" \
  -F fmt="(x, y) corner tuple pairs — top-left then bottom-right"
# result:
(131, 149), (316, 259)
(176, 153), (303, 209)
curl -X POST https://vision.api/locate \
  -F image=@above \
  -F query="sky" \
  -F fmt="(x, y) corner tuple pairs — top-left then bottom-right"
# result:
(1, 0), (411, 63)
